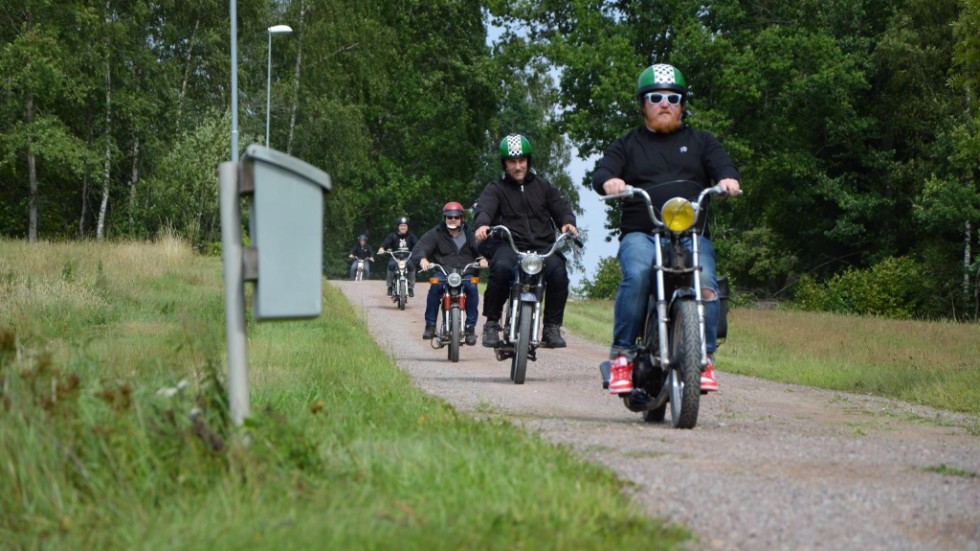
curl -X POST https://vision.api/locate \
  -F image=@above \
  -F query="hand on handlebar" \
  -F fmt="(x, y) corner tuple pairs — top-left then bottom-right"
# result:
(717, 178), (742, 198)
(602, 178), (628, 196)
(419, 258), (430, 271)
(475, 225), (491, 241)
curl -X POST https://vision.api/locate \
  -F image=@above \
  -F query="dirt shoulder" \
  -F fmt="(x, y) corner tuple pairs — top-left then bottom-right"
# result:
(333, 280), (980, 551)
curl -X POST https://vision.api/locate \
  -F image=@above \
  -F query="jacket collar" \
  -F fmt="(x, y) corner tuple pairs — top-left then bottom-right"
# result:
(502, 169), (537, 187)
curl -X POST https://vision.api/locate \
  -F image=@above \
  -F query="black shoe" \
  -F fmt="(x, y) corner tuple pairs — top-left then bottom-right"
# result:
(542, 324), (566, 348)
(409, 288), (415, 298)
(386, 287), (393, 297)
(422, 324), (436, 340)
(465, 326), (477, 346)
(482, 321), (500, 348)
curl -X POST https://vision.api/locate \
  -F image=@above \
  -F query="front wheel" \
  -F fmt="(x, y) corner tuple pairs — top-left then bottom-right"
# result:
(668, 300), (701, 429)
(510, 302), (534, 384)
(448, 305), (461, 362)
(397, 279), (407, 310)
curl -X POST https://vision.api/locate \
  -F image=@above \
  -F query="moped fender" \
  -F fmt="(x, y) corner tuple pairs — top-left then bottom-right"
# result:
(668, 288), (697, 312)
(520, 292), (537, 302)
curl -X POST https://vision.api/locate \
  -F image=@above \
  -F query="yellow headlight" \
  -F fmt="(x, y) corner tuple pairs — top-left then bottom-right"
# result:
(662, 197), (695, 232)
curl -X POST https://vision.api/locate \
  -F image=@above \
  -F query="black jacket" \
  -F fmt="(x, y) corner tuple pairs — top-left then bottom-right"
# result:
(380, 231), (418, 253)
(410, 223), (483, 271)
(591, 125), (740, 238)
(473, 171), (576, 251)
(350, 244), (372, 260)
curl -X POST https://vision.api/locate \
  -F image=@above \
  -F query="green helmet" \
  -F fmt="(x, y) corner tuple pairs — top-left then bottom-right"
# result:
(499, 134), (533, 160)
(636, 63), (688, 98)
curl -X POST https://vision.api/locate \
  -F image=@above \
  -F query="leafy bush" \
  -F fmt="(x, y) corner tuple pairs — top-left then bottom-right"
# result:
(794, 256), (926, 318)
(575, 256), (621, 300)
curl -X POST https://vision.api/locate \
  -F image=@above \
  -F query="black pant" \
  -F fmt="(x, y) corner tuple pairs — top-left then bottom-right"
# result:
(482, 246), (569, 327)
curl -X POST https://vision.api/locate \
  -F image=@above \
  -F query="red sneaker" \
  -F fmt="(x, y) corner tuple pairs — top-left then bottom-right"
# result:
(701, 356), (719, 392)
(608, 355), (634, 394)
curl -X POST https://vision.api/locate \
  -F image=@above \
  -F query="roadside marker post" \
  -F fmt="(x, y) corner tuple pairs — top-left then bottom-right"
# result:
(219, 145), (331, 426)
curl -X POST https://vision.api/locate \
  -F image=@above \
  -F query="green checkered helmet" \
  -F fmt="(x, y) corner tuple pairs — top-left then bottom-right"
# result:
(499, 134), (533, 160)
(636, 63), (688, 98)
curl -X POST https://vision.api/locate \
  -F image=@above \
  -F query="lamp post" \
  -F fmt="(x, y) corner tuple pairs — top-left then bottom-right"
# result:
(266, 24), (293, 147)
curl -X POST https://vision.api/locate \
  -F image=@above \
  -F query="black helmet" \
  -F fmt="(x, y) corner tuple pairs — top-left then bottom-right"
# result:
(396, 217), (409, 228)
(358, 234), (368, 242)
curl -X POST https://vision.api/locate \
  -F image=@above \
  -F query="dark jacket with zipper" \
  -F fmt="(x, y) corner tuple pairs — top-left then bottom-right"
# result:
(473, 170), (576, 252)
(591, 125), (740, 238)
(409, 222), (483, 271)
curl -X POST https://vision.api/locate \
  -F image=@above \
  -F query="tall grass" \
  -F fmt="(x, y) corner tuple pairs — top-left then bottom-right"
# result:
(564, 299), (980, 415)
(0, 240), (686, 550)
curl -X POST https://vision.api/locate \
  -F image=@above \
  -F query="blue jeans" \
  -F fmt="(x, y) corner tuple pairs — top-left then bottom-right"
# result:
(349, 259), (371, 279)
(425, 275), (479, 329)
(613, 232), (720, 356)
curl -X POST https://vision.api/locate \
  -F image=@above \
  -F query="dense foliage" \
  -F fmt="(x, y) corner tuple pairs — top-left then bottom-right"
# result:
(2, 0), (978, 319)
(488, 0), (980, 319)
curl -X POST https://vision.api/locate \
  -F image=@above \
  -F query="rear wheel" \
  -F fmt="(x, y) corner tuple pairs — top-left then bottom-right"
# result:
(510, 302), (534, 384)
(398, 279), (407, 310)
(643, 404), (667, 423)
(448, 305), (461, 362)
(640, 298), (666, 422)
(668, 300), (701, 429)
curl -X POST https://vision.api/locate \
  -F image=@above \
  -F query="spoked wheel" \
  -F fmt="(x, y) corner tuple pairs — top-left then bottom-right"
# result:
(641, 299), (666, 423)
(448, 305), (461, 362)
(668, 300), (701, 429)
(510, 302), (534, 384)
(397, 279), (407, 310)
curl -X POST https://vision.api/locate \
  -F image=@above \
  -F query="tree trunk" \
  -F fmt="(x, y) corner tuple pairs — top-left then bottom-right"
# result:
(964, 218), (973, 320)
(96, 55), (112, 241)
(26, 89), (38, 242)
(175, 18), (200, 134)
(127, 133), (140, 234)
(78, 105), (95, 237)
(286, 0), (307, 155)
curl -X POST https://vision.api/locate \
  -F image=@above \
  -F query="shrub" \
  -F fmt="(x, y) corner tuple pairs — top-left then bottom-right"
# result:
(793, 256), (926, 318)
(576, 256), (621, 300)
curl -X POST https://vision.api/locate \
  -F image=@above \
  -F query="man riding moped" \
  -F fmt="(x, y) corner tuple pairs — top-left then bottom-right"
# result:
(593, 63), (741, 394)
(411, 202), (487, 346)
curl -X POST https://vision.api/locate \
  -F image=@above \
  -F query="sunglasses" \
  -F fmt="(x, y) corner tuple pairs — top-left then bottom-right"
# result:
(445, 216), (461, 220)
(644, 92), (683, 105)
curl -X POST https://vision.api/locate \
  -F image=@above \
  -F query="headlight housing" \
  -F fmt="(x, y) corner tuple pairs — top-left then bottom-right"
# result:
(447, 272), (462, 287)
(661, 197), (695, 232)
(520, 254), (544, 275)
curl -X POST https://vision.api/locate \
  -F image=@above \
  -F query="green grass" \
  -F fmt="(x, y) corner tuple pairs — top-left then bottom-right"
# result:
(564, 298), (980, 415)
(0, 239), (686, 550)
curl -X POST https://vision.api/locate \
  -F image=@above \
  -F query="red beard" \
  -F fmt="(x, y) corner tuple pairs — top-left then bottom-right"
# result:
(645, 107), (683, 133)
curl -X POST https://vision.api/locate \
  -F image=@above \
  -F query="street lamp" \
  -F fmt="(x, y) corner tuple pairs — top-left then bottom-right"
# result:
(266, 24), (293, 147)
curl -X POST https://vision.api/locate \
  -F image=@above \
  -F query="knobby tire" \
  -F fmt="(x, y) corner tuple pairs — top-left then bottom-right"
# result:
(448, 305), (461, 362)
(668, 300), (701, 429)
(511, 302), (534, 385)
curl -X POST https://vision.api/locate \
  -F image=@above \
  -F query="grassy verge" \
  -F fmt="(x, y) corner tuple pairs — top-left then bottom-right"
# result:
(564, 298), (980, 415)
(0, 239), (686, 550)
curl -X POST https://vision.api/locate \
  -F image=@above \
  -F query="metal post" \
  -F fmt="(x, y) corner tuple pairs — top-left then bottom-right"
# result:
(265, 31), (272, 147)
(219, 161), (249, 426)
(230, 0), (239, 161)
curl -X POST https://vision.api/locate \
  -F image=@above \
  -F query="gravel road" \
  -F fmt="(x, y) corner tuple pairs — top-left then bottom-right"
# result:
(333, 280), (980, 551)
